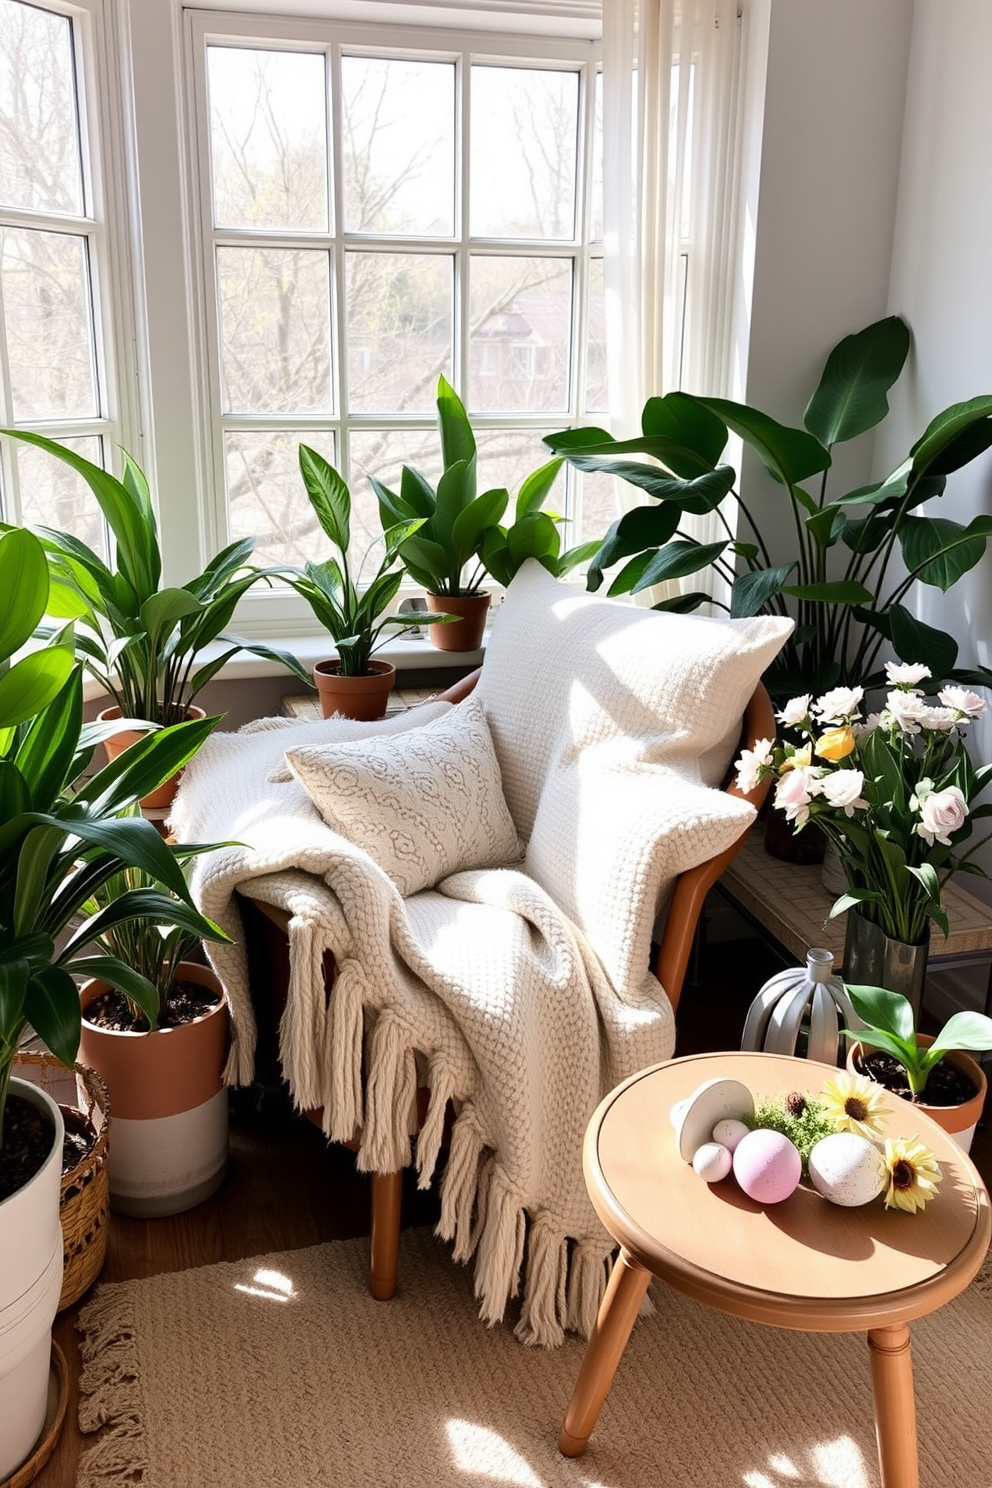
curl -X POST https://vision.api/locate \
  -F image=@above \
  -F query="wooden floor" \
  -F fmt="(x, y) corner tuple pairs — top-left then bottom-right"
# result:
(41, 932), (992, 1488)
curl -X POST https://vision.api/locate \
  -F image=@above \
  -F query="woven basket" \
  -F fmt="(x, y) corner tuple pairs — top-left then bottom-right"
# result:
(13, 1052), (111, 1312)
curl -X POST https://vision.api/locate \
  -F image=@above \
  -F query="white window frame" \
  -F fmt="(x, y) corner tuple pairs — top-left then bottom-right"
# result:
(0, 0), (140, 527)
(182, 9), (603, 638)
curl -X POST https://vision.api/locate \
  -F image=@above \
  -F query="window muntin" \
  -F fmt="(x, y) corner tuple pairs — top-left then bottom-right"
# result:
(191, 17), (603, 585)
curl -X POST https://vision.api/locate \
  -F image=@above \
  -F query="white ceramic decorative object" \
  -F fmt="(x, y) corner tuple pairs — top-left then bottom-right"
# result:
(808, 1132), (886, 1207)
(674, 1078), (755, 1162)
(741, 948), (860, 1065)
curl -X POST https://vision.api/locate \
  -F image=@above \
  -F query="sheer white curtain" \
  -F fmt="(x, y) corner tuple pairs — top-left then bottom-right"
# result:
(601, 0), (742, 604)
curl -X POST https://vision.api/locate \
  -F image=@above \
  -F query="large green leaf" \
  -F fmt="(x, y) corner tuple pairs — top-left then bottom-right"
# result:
(887, 603), (959, 679)
(0, 528), (49, 659)
(694, 398), (832, 486)
(299, 444), (351, 553)
(515, 458), (564, 518)
(898, 513), (992, 590)
(640, 391), (730, 474)
(24, 965), (81, 1066)
(451, 486), (508, 561)
(910, 396), (992, 476)
(630, 539), (728, 591)
(587, 504), (682, 591)
(433, 458), (477, 555)
(77, 713), (218, 816)
(64, 957), (159, 1026)
(803, 316), (911, 447)
(436, 376), (476, 470)
(730, 564), (796, 618)
(783, 580), (875, 603)
(0, 646), (75, 728)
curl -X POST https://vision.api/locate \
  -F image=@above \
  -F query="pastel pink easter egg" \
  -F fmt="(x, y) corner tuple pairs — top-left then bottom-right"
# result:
(732, 1128), (802, 1204)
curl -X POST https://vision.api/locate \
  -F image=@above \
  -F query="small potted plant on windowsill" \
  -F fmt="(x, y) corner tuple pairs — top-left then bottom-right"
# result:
(0, 430), (311, 807)
(277, 444), (457, 719)
(843, 983), (992, 1152)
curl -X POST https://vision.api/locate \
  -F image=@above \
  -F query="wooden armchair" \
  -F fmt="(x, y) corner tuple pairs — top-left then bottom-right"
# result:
(238, 668), (776, 1303)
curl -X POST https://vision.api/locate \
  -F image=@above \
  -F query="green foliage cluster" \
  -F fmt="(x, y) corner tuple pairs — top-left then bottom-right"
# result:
(744, 1093), (837, 1174)
(844, 984), (992, 1097)
(546, 317), (992, 698)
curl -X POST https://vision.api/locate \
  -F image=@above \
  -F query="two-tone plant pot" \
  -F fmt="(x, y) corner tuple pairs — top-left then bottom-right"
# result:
(847, 1037), (988, 1153)
(312, 659), (395, 721)
(425, 592), (490, 652)
(0, 1079), (64, 1482)
(98, 704), (207, 810)
(78, 963), (230, 1218)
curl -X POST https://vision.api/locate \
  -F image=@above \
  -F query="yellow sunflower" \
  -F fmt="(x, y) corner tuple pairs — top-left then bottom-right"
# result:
(882, 1138), (942, 1213)
(820, 1072), (888, 1139)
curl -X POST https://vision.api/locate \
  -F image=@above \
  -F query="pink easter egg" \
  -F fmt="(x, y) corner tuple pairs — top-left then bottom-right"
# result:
(732, 1128), (802, 1204)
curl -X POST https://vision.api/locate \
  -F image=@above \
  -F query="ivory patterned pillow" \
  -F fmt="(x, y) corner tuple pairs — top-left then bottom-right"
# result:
(283, 696), (523, 896)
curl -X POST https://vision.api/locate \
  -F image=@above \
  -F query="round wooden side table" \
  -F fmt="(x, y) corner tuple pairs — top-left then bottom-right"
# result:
(559, 1051), (991, 1488)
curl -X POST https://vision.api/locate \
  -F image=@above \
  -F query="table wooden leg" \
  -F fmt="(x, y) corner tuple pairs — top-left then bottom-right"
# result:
(559, 1248), (652, 1457)
(867, 1323), (919, 1488)
(370, 1170), (402, 1300)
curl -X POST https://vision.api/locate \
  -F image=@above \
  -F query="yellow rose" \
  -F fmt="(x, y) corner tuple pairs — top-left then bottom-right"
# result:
(815, 726), (856, 761)
(779, 743), (812, 771)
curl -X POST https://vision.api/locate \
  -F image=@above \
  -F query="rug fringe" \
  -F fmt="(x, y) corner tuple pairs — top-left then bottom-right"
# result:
(76, 1286), (148, 1487)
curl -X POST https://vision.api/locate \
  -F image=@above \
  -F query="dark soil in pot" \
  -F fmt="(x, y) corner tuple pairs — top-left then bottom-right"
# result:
(855, 1049), (980, 1107)
(0, 1093), (55, 1201)
(85, 980), (221, 1033)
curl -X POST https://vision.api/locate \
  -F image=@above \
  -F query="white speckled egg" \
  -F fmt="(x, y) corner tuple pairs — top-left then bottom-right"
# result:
(732, 1129), (802, 1204)
(712, 1118), (749, 1153)
(808, 1132), (886, 1207)
(692, 1142), (733, 1183)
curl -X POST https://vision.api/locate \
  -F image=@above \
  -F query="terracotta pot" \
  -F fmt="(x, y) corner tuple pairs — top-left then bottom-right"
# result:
(98, 704), (206, 810)
(847, 1036), (988, 1153)
(312, 659), (395, 721)
(0, 1080), (64, 1482)
(426, 592), (490, 652)
(78, 964), (230, 1217)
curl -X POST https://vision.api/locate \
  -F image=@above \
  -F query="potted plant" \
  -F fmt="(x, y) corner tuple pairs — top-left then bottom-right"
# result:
(735, 662), (992, 1013)
(278, 443), (454, 719)
(0, 528), (227, 1481)
(842, 983), (992, 1151)
(77, 862), (231, 1217)
(545, 316), (992, 699)
(370, 377), (511, 651)
(0, 429), (311, 805)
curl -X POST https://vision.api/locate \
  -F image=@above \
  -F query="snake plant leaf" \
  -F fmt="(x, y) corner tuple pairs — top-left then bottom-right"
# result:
(898, 513), (992, 590)
(23, 965), (81, 1068)
(437, 374), (477, 470)
(731, 564), (797, 618)
(693, 397), (832, 487)
(299, 444), (351, 553)
(803, 315), (911, 447)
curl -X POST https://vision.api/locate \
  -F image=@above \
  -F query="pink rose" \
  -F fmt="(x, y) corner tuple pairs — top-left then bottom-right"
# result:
(939, 685), (987, 721)
(774, 766), (820, 828)
(914, 785), (969, 846)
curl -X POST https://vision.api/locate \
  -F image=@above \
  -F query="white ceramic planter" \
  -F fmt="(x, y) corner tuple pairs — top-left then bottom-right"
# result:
(0, 1078), (64, 1481)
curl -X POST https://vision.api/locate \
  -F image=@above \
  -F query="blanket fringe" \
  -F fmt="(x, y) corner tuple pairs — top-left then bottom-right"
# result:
(437, 1106), (487, 1261)
(513, 1210), (568, 1347)
(322, 959), (367, 1142)
(473, 1166), (527, 1329)
(277, 919), (338, 1112)
(357, 1012), (417, 1173)
(75, 1286), (148, 1487)
(565, 1241), (613, 1339)
(414, 1055), (456, 1187)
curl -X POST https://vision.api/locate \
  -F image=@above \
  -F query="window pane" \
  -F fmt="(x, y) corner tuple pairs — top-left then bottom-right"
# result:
(14, 435), (108, 559)
(346, 253), (452, 414)
(585, 255), (607, 412)
(0, 0), (82, 215)
(217, 247), (331, 415)
(576, 466), (617, 551)
(469, 256), (571, 413)
(590, 70), (603, 241)
(2, 228), (96, 420)
(224, 429), (330, 567)
(208, 47), (328, 231)
(470, 67), (577, 239)
(349, 427), (443, 555)
(341, 57), (454, 236)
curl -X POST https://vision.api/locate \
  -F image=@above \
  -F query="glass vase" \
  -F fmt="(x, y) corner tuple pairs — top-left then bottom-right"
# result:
(842, 907), (929, 1020)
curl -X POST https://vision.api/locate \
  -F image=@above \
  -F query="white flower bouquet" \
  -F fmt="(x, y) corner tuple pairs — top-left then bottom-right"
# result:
(736, 663), (992, 944)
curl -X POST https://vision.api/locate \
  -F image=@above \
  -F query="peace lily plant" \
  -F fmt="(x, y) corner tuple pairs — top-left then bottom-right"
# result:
(842, 984), (992, 1099)
(546, 316), (992, 699)
(735, 663), (992, 946)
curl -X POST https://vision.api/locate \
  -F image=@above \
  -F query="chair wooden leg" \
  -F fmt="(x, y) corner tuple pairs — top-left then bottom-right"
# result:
(559, 1248), (651, 1457)
(370, 1170), (403, 1300)
(867, 1323), (920, 1488)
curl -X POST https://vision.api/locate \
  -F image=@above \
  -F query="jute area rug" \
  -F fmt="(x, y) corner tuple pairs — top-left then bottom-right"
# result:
(76, 1228), (992, 1488)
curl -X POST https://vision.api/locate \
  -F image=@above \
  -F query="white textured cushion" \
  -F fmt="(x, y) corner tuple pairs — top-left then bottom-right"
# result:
(475, 562), (793, 991)
(283, 697), (523, 897)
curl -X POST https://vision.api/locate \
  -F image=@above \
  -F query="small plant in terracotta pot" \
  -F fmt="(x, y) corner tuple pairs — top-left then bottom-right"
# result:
(278, 445), (457, 719)
(843, 983), (992, 1150)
